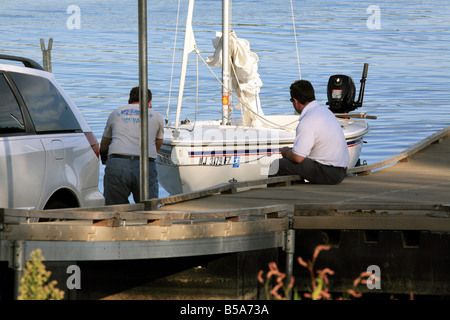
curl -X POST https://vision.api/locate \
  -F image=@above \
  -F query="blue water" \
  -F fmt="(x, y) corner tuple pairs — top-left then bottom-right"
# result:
(2, 0), (450, 198)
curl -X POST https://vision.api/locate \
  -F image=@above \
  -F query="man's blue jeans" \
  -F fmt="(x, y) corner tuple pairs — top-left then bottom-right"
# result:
(103, 157), (159, 205)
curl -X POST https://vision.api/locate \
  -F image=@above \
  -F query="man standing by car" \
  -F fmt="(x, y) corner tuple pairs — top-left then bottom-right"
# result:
(100, 87), (164, 205)
(268, 80), (349, 184)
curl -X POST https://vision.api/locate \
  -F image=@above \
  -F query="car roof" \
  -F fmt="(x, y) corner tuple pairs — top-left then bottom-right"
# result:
(0, 54), (44, 70)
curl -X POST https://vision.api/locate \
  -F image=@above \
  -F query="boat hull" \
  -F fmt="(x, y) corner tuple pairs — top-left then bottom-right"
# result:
(157, 116), (368, 195)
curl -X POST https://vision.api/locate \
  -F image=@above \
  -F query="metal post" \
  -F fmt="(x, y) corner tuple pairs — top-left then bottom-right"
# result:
(40, 38), (53, 72)
(138, 0), (149, 202)
(222, 0), (230, 125)
(284, 229), (295, 299)
(11, 240), (26, 300)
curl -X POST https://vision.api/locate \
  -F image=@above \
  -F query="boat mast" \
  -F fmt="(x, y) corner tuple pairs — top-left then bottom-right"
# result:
(222, 0), (231, 125)
(174, 0), (196, 134)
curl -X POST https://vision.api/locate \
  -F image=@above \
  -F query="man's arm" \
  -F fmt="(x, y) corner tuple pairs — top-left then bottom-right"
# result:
(155, 138), (163, 154)
(281, 146), (305, 163)
(100, 136), (112, 165)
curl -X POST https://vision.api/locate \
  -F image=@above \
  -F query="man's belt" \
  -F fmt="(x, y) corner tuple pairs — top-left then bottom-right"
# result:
(109, 154), (155, 161)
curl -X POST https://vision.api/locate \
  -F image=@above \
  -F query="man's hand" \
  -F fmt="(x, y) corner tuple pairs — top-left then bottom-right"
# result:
(280, 146), (305, 163)
(281, 146), (291, 158)
(100, 136), (112, 165)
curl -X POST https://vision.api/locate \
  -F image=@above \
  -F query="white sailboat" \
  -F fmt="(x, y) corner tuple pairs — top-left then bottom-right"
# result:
(156, 0), (371, 195)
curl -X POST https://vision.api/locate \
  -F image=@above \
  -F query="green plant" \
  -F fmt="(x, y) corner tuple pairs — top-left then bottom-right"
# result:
(18, 249), (64, 300)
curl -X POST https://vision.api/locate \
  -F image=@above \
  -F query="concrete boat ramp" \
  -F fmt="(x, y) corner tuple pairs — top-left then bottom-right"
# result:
(0, 126), (449, 300)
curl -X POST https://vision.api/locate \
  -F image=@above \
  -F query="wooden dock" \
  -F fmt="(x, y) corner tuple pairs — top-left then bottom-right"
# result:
(150, 125), (450, 211)
(0, 125), (449, 299)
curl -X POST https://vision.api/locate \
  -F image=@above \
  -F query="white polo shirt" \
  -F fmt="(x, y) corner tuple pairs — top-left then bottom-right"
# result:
(292, 100), (349, 168)
(102, 104), (165, 159)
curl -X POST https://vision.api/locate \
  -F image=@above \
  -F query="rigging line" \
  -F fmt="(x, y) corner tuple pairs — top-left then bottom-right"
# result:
(195, 50), (199, 124)
(290, 0), (301, 79)
(229, 60), (300, 129)
(164, 51), (200, 133)
(193, 46), (297, 131)
(166, 0), (183, 123)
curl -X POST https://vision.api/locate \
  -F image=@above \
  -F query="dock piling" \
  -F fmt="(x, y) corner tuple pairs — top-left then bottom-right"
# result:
(284, 229), (295, 299)
(40, 38), (53, 72)
(10, 240), (25, 300)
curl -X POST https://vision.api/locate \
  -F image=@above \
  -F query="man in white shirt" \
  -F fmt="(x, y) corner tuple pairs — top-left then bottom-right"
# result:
(269, 80), (349, 184)
(100, 87), (164, 204)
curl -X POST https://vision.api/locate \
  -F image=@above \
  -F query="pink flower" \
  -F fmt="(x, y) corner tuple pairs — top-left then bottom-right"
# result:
(257, 270), (264, 284)
(313, 245), (330, 261)
(297, 257), (308, 268)
(268, 262), (278, 272)
(317, 268), (334, 285)
(270, 287), (283, 300)
(347, 289), (363, 298)
(287, 276), (295, 289)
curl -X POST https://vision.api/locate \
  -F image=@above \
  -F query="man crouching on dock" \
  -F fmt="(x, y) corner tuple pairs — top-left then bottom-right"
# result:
(268, 80), (349, 184)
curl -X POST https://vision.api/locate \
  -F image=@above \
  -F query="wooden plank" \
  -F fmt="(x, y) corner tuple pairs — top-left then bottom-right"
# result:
(293, 203), (450, 231)
(116, 204), (289, 222)
(144, 175), (302, 210)
(3, 205), (289, 228)
(293, 215), (450, 232)
(2, 218), (290, 242)
(294, 203), (450, 216)
(347, 125), (450, 175)
(55, 203), (145, 212)
(93, 215), (123, 227)
(3, 209), (118, 221)
(2, 203), (145, 223)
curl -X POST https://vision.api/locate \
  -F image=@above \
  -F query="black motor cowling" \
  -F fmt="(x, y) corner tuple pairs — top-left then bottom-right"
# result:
(327, 63), (368, 113)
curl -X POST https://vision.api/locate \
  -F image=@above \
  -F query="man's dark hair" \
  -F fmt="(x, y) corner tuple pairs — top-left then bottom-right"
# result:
(128, 86), (152, 104)
(290, 80), (315, 105)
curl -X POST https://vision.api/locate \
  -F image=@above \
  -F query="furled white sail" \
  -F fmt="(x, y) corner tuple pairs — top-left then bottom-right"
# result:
(174, 0), (196, 132)
(207, 30), (264, 127)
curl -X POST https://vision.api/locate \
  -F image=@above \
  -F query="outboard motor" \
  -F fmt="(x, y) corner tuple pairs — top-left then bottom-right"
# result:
(327, 63), (368, 113)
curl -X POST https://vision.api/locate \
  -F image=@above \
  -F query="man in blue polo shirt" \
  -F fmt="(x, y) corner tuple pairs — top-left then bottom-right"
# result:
(269, 80), (349, 184)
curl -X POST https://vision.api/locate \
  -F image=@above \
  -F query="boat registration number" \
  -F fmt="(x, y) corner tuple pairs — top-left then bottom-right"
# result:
(198, 156), (233, 166)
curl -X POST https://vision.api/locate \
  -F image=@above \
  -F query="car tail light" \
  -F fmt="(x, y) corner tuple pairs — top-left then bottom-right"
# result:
(85, 132), (100, 158)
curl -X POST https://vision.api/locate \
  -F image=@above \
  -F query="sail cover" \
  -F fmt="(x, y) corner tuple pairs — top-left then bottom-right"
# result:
(207, 31), (264, 126)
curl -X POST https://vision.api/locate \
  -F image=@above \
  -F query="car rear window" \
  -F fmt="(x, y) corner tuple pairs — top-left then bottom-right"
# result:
(0, 73), (26, 134)
(9, 72), (81, 133)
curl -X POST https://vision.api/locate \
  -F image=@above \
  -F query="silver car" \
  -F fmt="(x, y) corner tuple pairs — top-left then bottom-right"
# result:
(0, 54), (104, 210)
